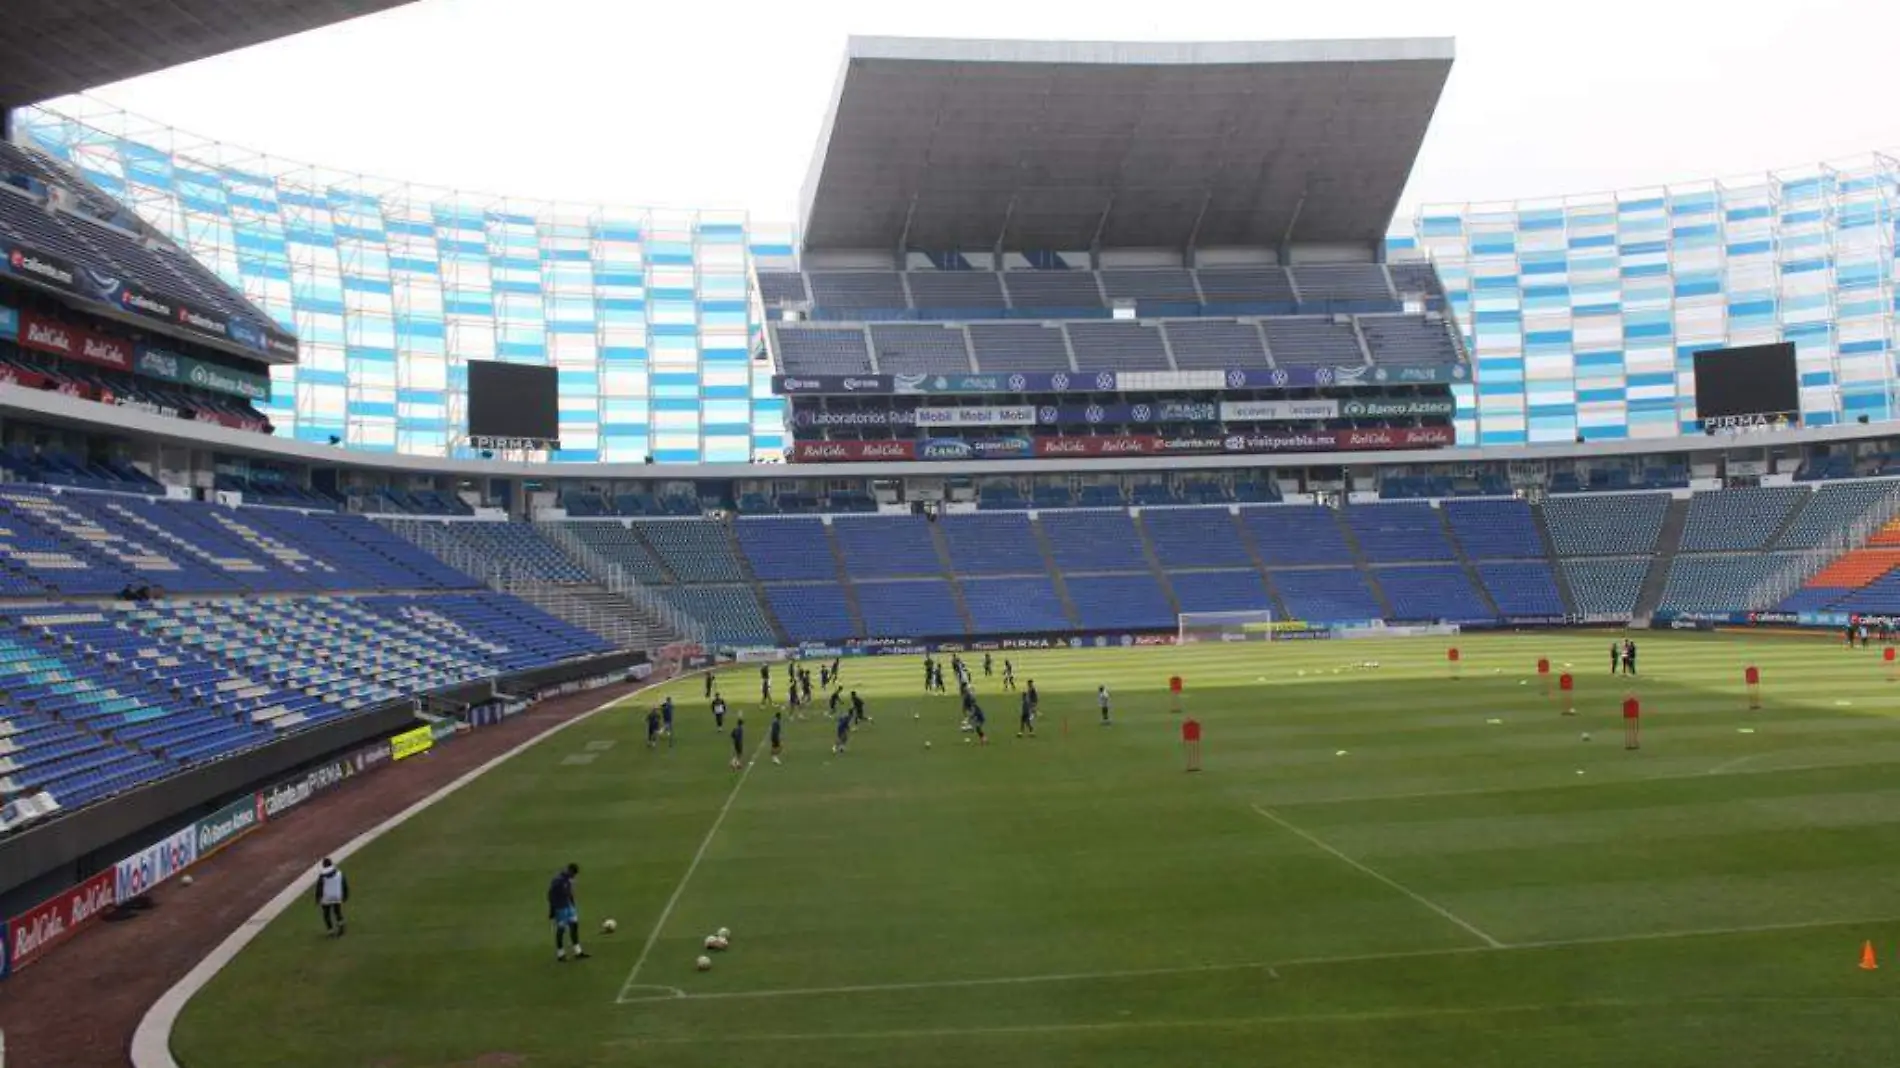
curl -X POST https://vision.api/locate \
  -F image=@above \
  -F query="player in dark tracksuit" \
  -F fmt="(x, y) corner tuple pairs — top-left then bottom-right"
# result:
(730, 718), (745, 769)
(646, 706), (662, 748)
(851, 690), (867, 725)
(712, 693), (727, 730)
(548, 863), (586, 962)
(770, 712), (783, 764)
(1002, 660), (1016, 690)
(983, 653), (993, 677)
(833, 709), (851, 754)
(1017, 690), (1035, 737)
(705, 672), (715, 699)
(661, 697), (675, 747)
(968, 700), (988, 745)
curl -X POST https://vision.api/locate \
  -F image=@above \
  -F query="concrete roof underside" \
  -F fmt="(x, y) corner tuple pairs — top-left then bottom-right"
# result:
(0, 0), (417, 110)
(799, 36), (1455, 256)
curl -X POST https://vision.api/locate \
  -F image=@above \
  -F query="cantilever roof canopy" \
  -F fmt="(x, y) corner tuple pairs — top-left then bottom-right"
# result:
(0, 0), (417, 111)
(799, 36), (1454, 256)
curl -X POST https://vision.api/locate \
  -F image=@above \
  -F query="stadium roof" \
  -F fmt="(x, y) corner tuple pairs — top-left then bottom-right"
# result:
(799, 36), (1455, 256)
(0, 0), (416, 111)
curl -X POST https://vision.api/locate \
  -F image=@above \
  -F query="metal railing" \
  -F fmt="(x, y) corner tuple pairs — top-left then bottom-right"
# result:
(537, 521), (710, 649)
(1745, 485), (1900, 609)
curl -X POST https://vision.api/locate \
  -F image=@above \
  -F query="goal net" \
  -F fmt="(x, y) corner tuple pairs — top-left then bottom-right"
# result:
(1178, 610), (1278, 645)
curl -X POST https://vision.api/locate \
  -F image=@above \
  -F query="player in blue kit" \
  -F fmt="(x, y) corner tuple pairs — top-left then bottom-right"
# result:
(833, 707), (851, 754)
(645, 706), (662, 748)
(661, 696), (675, 746)
(1017, 689), (1036, 738)
(548, 862), (586, 962)
(968, 700), (988, 745)
(770, 711), (784, 765)
(729, 717), (745, 770)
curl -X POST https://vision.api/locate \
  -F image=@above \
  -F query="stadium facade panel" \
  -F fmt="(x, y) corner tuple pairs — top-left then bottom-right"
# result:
(1388, 158), (1900, 446)
(21, 104), (1897, 458)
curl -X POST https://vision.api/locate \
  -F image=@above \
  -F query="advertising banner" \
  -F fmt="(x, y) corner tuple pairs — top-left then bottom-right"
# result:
(1, 239), (81, 294)
(792, 408), (916, 429)
(0, 303), (16, 342)
(260, 754), (353, 818)
(790, 440), (917, 462)
(137, 346), (272, 401)
(5, 870), (115, 976)
(194, 794), (264, 859)
(1340, 396), (1458, 418)
(17, 311), (133, 372)
(1219, 399), (1341, 421)
(1032, 401), (1219, 426)
(775, 365), (1466, 396)
(914, 405), (1037, 427)
(1033, 435), (1161, 457)
(390, 725), (435, 761)
(114, 825), (199, 901)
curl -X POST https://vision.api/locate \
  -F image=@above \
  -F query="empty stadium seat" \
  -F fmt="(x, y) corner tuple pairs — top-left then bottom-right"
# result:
(735, 518), (837, 581)
(961, 577), (1070, 634)
(1374, 566), (1491, 622)
(1270, 569), (1382, 623)
(1444, 499), (1544, 559)
(1141, 508), (1253, 569)
(1542, 494), (1669, 556)
(855, 579), (963, 637)
(938, 514), (1045, 574)
(1040, 510), (1150, 572)
(1064, 573), (1174, 630)
(1344, 503), (1455, 563)
(764, 584), (857, 642)
(1242, 506), (1350, 566)
(831, 515), (943, 577)
(1678, 486), (1808, 552)
(1477, 562), (1567, 617)
(1560, 558), (1651, 618)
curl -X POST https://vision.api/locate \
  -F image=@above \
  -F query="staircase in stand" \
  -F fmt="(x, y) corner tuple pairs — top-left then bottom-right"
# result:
(1029, 514), (1082, 629)
(1632, 498), (1692, 623)
(927, 519), (978, 635)
(821, 519), (868, 637)
(1437, 504), (1501, 618)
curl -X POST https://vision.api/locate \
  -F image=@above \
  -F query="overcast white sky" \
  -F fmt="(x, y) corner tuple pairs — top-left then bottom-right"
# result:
(71, 0), (1900, 223)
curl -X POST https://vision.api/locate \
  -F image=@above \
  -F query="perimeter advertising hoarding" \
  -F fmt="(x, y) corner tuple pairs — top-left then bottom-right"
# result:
(3, 871), (115, 977)
(773, 363), (1465, 395)
(913, 405), (1037, 427)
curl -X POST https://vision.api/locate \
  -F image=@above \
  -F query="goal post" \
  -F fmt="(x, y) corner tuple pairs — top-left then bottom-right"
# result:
(1177, 610), (1278, 645)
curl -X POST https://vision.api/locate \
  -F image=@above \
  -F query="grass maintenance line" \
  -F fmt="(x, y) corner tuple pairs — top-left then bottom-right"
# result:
(1250, 802), (1505, 948)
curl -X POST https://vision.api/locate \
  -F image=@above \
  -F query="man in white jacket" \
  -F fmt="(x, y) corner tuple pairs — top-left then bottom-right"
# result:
(314, 858), (349, 937)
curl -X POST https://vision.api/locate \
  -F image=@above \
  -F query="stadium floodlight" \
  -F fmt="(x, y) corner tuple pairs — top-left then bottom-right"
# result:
(1177, 610), (1278, 645)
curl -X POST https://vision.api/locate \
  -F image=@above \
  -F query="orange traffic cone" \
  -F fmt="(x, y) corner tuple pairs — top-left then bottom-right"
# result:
(1860, 941), (1879, 971)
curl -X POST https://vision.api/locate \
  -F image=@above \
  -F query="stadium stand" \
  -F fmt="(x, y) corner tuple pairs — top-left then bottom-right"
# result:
(1677, 486), (1808, 552)
(1290, 264), (1397, 309)
(1776, 481), (1900, 549)
(831, 515), (945, 577)
(658, 584), (774, 646)
(1163, 320), (1272, 369)
(1065, 573), (1176, 630)
(1140, 508), (1254, 569)
(1542, 494), (1670, 556)
(1444, 499), (1544, 559)
(1357, 315), (1461, 366)
(961, 577), (1071, 634)
(1040, 510), (1151, 572)
(870, 324), (973, 375)
(968, 323), (1073, 373)
(1659, 555), (1792, 614)
(855, 579), (963, 637)
(906, 270), (1008, 314)
(764, 584), (858, 643)
(553, 522), (670, 583)
(1168, 569), (1277, 615)
(1001, 270), (1105, 314)
(1270, 569), (1382, 623)
(1476, 562), (1567, 617)
(772, 325), (874, 375)
(735, 518), (838, 581)
(634, 520), (744, 583)
(1374, 566), (1491, 623)
(1344, 503), (1456, 563)
(1242, 506), (1352, 566)
(1065, 322), (1172, 371)
(1561, 558), (1653, 618)
(1260, 318), (1367, 369)
(938, 513), (1044, 574)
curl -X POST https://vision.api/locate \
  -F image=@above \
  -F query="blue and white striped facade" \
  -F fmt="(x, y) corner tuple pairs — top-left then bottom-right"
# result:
(1388, 157), (1900, 446)
(15, 104), (1899, 458)
(15, 105), (791, 463)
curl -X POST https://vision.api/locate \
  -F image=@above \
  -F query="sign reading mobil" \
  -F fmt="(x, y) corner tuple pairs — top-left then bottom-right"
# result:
(113, 825), (198, 901)
(914, 405), (1036, 427)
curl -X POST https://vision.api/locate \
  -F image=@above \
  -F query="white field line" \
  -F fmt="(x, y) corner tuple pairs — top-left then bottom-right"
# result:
(614, 744), (760, 1003)
(132, 672), (708, 1068)
(1705, 753), (1761, 775)
(617, 912), (1900, 1007)
(1250, 803), (1504, 949)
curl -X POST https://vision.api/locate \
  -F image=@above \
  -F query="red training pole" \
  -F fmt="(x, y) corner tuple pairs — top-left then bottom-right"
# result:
(1744, 665), (1761, 710)
(1169, 674), (1184, 715)
(1537, 657), (1551, 697)
(1623, 696), (1640, 751)
(1885, 645), (1895, 683)
(1447, 646), (1461, 681)
(1559, 672), (1574, 716)
(1182, 718), (1202, 773)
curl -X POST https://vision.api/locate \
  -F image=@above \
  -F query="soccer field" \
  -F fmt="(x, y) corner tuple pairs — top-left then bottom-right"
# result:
(173, 631), (1900, 1068)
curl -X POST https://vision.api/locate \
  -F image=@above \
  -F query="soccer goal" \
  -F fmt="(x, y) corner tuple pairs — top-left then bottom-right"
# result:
(1177, 610), (1278, 645)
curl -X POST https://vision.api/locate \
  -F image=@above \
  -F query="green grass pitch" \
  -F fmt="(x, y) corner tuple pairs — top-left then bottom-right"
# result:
(173, 631), (1900, 1067)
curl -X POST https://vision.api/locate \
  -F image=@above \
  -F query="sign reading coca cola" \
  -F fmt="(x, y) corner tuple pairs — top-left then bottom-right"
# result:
(1034, 436), (1162, 457)
(18, 312), (133, 371)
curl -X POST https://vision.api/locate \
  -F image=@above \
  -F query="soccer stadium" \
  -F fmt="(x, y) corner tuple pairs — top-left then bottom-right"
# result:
(2, 8), (1900, 1067)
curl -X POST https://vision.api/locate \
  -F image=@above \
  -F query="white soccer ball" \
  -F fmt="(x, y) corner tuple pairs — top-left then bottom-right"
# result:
(705, 934), (721, 950)
(696, 955), (713, 971)
(924, 740), (932, 749)
(600, 918), (617, 934)
(717, 926), (731, 940)
(180, 875), (194, 887)
(1580, 732), (1592, 742)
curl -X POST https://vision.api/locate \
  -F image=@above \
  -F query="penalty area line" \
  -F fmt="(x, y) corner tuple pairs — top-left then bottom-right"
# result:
(614, 746), (761, 1003)
(1250, 803), (1505, 949)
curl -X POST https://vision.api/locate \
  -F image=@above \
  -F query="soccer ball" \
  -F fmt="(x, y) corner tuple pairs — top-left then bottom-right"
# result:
(1580, 732), (1592, 742)
(601, 918), (618, 934)
(925, 740), (932, 749)
(705, 934), (729, 951)
(913, 712), (920, 720)
(180, 875), (194, 887)
(717, 926), (731, 940)
(696, 955), (713, 971)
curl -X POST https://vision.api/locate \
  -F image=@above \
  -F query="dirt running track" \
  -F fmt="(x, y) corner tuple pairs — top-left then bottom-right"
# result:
(0, 680), (647, 1068)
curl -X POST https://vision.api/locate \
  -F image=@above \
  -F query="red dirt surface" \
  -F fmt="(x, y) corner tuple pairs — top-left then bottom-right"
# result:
(0, 681), (645, 1068)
